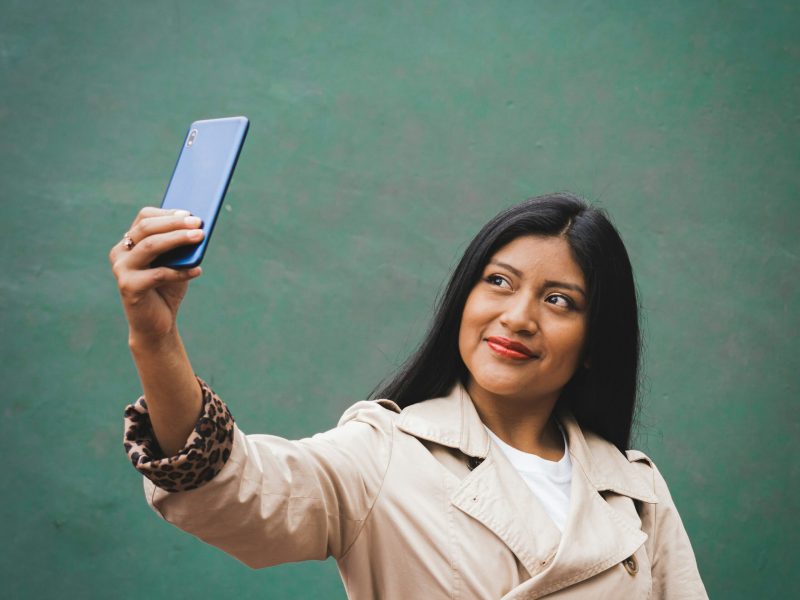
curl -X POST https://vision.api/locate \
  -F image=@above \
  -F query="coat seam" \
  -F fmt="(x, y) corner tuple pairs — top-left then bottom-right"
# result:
(147, 482), (165, 519)
(339, 418), (396, 559)
(446, 470), (460, 600)
(651, 464), (659, 570)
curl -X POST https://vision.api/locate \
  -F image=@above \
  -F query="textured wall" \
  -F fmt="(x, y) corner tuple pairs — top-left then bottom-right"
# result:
(2, 1), (798, 598)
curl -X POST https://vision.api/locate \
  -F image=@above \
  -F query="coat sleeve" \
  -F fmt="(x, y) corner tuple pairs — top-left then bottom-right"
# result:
(128, 384), (398, 569)
(641, 459), (709, 600)
(124, 378), (235, 492)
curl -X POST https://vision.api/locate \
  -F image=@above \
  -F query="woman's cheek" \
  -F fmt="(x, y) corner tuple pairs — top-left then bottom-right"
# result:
(554, 323), (588, 376)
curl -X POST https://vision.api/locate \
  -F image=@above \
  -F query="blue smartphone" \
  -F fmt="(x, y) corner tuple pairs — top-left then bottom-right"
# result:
(152, 116), (249, 269)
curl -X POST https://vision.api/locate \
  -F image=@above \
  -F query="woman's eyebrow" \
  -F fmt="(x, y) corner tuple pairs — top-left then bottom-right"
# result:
(487, 260), (523, 278)
(543, 280), (586, 298)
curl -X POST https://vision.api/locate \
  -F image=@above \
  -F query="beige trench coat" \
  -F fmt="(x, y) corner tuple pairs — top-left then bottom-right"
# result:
(145, 383), (707, 599)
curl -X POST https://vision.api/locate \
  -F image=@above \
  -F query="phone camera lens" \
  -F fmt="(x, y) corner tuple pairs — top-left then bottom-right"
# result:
(186, 129), (198, 147)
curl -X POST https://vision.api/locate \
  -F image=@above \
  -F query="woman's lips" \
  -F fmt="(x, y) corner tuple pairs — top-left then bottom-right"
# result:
(485, 336), (538, 360)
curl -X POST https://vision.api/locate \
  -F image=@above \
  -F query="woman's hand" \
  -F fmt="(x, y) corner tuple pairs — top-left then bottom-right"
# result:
(109, 207), (205, 345)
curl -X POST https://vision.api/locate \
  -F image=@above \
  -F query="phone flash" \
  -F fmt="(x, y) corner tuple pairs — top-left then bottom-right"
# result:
(186, 129), (198, 147)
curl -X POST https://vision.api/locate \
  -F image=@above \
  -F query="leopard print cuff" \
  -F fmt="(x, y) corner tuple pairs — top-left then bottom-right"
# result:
(123, 378), (235, 493)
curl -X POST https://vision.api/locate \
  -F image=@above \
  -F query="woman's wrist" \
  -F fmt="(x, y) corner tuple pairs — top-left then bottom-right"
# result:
(128, 327), (181, 355)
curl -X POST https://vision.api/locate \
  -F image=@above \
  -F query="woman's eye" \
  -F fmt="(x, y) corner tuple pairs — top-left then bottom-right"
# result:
(546, 294), (572, 308)
(484, 274), (511, 289)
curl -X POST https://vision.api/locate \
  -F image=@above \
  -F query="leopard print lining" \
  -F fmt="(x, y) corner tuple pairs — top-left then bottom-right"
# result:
(123, 378), (235, 493)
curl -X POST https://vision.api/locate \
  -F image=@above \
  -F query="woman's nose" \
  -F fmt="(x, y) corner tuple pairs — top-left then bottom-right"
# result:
(499, 296), (539, 335)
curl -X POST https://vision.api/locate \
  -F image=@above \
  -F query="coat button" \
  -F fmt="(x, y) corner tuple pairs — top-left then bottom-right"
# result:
(622, 555), (638, 576)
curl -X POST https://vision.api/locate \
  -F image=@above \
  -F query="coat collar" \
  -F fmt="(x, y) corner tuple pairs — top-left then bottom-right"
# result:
(396, 381), (491, 459)
(396, 382), (657, 504)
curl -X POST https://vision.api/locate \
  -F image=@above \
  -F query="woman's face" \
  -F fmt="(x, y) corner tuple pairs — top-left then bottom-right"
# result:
(458, 235), (589, 408)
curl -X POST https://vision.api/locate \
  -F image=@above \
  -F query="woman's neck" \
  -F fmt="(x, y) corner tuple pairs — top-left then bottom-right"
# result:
(466, 381), (564, 460)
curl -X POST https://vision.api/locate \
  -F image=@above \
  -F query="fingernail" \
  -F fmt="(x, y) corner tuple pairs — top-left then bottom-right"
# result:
(174, 209), (190, 216)
(184, 216), (202, 226)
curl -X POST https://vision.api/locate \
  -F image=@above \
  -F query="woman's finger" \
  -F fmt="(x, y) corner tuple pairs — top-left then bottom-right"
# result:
(128, 214), (203, 244)
(122, 228), (205, 270)
(117, 266), (202, 301)
(110, 208), (195, 263)
(129, 206), (191, 231)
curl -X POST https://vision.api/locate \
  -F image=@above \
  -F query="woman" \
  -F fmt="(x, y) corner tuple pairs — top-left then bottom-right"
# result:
(111, 193), (707, 599)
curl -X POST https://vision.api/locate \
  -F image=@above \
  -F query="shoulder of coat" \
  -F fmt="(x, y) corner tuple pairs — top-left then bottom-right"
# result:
(337, 398), (402, 428)
(624, 449), (661, 503)
(625, 449), (654, 466)
(374, 398), (402, 413)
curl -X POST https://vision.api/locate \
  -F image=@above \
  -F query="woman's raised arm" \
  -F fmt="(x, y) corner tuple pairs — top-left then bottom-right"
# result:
(109, 206), (206, 456)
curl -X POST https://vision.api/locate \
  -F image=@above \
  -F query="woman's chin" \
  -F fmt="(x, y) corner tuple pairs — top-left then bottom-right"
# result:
(467, 373), (530, 400)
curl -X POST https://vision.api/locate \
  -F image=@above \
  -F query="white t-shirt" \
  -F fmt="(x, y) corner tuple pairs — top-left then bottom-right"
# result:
(485, 425), (572, 533)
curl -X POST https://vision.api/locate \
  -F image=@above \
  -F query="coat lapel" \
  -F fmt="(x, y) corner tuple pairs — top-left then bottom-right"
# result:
(396, 384), (660, 599)
(450, 447), (563, 578)
(501, 413), (659, 599)
(397, 384), (561, 577)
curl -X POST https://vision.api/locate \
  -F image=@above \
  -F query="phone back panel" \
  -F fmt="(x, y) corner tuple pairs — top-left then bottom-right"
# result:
(154, 116), (249, 268)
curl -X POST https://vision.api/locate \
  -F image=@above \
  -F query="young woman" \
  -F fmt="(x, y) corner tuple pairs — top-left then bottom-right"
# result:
(111, 193), (707, 599)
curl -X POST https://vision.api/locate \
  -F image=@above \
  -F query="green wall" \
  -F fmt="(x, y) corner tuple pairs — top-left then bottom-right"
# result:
(2, 1), (798, 598)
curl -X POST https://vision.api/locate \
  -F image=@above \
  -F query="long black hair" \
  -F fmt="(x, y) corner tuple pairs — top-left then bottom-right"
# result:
(370, 192), (641, 451)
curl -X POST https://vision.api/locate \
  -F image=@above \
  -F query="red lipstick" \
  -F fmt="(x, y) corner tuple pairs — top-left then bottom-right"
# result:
(485, 336), (538, 360)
